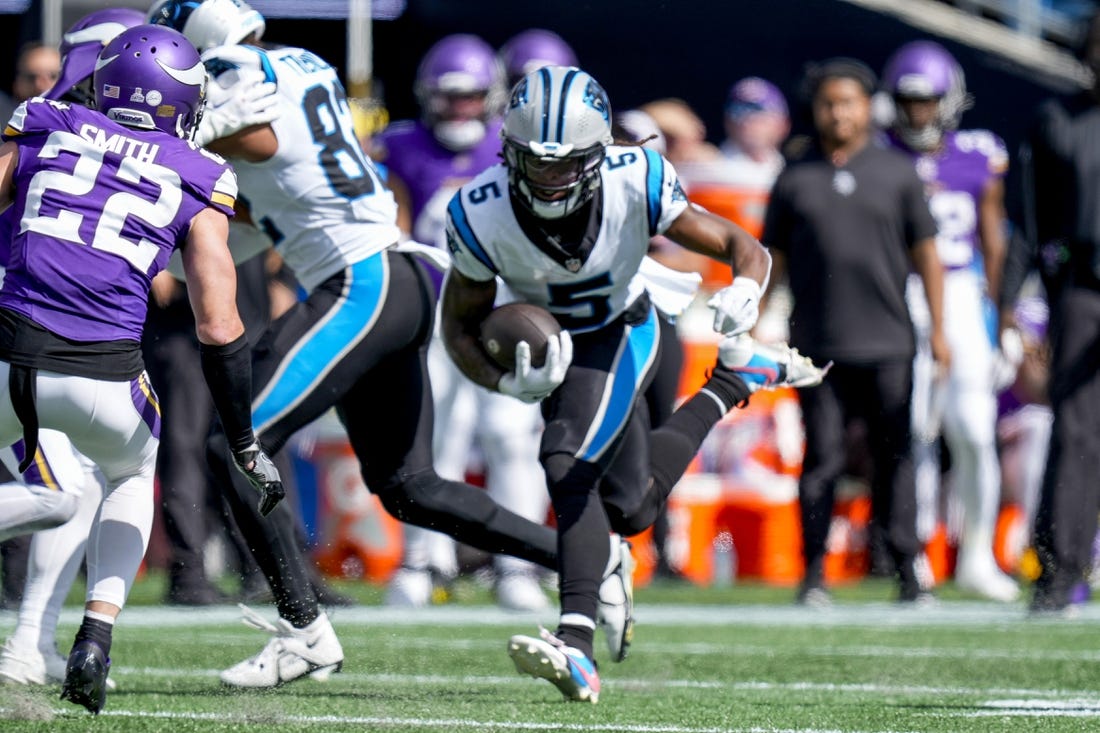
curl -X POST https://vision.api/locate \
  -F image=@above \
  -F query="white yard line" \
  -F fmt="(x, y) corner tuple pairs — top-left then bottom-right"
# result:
(102, 666), (1100, 701)
(0, 706), (926, 733)
(965, 699), (1100, 717)
(3, 600), (1096, 629)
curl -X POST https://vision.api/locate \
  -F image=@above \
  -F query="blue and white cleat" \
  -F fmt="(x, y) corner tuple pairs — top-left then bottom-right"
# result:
(717, 334), (831, 392)
(597, 535), (635, 662)
(508, 627), (601, 703)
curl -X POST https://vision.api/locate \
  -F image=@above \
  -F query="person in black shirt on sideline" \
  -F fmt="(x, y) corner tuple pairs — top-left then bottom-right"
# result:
(1019, 10), (1100, 614)
(763, 58), (949, 605)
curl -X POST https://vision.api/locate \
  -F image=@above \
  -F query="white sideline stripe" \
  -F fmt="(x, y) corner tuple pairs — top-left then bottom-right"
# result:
(6, 600), (1100, 629)
(109, 630), (1100, 665)
(110, 666), (1100, 701)
(369, 636), (1100, 663)
(1, 707), (922, 733)
(964, 699), (1100, 717)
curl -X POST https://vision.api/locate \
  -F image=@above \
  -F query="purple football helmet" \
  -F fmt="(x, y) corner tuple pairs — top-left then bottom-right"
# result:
(94, 25), (206, 140)
(498, 29), (578, 86)
(45, 8), (145, 105)
(881, 40), (972, 149)
(415, 34), (505, 151)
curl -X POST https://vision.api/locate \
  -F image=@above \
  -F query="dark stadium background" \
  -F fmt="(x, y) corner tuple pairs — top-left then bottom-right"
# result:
(3, 0), (1085, 217)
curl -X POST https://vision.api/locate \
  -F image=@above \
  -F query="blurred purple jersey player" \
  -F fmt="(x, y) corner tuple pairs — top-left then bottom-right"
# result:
(498, 28), (578, 87)
(374, 34), (506, 248)
(883, 40), (1018, 602)
(0, 25), (279, 713)
(47, 7), (147, 107)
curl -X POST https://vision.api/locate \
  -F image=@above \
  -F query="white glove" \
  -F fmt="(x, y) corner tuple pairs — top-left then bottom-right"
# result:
(194, 70), (280, 146)
(991, 326), (1025, 391)
(708, 276), (762, 336)
(497, 331), (573, 404)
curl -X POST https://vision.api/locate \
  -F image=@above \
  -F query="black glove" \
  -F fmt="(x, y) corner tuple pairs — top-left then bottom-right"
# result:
(232, 441), (284, 517)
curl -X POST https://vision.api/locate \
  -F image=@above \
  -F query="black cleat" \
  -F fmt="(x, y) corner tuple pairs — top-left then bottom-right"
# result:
(59, 640), (110, 714)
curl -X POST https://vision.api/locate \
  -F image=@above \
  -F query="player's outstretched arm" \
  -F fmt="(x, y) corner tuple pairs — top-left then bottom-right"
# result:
(665, 205), (773, 336)
(183, 207), (283, 515)
(440, 268), (506, 391)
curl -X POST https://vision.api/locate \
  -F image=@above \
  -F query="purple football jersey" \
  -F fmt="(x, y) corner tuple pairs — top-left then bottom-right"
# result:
(1, 98), (237, 342)
(375, 119), (503, 244)
(0, 208), (12, 269)
(887, 129), (1007, 273)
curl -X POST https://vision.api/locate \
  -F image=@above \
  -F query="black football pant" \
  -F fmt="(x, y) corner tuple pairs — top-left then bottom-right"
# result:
(211, 251), (557, 627)
(1033, 283), (1100, 605)
(797, 359), (921, 590)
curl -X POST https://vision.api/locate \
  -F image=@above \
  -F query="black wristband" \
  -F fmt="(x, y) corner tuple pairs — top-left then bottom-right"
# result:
(199, 333), (256, 455)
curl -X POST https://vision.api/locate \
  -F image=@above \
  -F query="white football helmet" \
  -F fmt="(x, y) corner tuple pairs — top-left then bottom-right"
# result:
(501, 65), (613, 220)
(147, 0), (266, 52)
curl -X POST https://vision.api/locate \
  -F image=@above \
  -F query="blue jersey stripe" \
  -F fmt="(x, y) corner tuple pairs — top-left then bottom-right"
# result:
(643, 148), (663, 235)
(579, 307), (660, 462)
(555, 68), (580, 143)
(245, 45), (277, 84)
(447, 195), (498, 275)
(252, 255), (386, 431)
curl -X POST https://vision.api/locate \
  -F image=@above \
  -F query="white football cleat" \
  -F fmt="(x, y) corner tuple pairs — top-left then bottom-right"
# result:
(0, 638), (116, 690)
(495, 570), (551, 612)
(384, 567), (434, 608)
(219, 605), (343, 688)
(597, 535), (635, 663)
(718, 334), (831, 392)
(955, 561), (1021, 603)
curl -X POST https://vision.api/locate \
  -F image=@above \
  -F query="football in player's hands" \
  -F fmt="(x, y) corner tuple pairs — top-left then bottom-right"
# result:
(480, 303), (562, 370)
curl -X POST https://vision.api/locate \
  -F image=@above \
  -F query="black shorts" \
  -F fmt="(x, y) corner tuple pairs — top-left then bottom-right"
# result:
(540, 297), (661, 481)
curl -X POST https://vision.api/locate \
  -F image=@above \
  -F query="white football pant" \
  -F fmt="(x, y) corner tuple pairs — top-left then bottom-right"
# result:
(0, 366), (156, 611)
(908, 270), (1004, 573)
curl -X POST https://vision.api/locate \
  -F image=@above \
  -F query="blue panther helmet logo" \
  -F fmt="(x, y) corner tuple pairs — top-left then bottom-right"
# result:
(509, 77), (529, 110)
(582, 79), (609, 123)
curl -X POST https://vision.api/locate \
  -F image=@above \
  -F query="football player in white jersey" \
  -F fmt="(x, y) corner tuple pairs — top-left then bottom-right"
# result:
(442, 66), (828, 703)
(147, 0), (640, 689)
(373, 35), (552, 612)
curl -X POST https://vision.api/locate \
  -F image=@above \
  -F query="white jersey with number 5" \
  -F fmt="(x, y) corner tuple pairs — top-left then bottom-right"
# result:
(445, 146), (689, 333)
(201, 44), (400, 291)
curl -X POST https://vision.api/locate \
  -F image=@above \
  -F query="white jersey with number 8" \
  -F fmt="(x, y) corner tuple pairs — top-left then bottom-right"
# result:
(201, 44), (400, 291)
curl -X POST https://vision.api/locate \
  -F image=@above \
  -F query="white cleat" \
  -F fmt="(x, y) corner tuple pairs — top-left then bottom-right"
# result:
(597, 535), (635, 663)
(718, 334), (831, 392)
(0, 639), (116, 690)
(219, 605), (343, 688)
(495, 571), (551, 612)
(384, 567), (434, 608)
(955, 564), (1021, 603)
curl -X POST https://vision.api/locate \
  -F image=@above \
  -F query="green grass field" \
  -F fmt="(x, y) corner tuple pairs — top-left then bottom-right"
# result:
(1, 574), (1098, 732)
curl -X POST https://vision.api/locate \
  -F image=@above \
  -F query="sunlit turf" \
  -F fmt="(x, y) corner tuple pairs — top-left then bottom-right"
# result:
(2, 573), (1098, 732)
